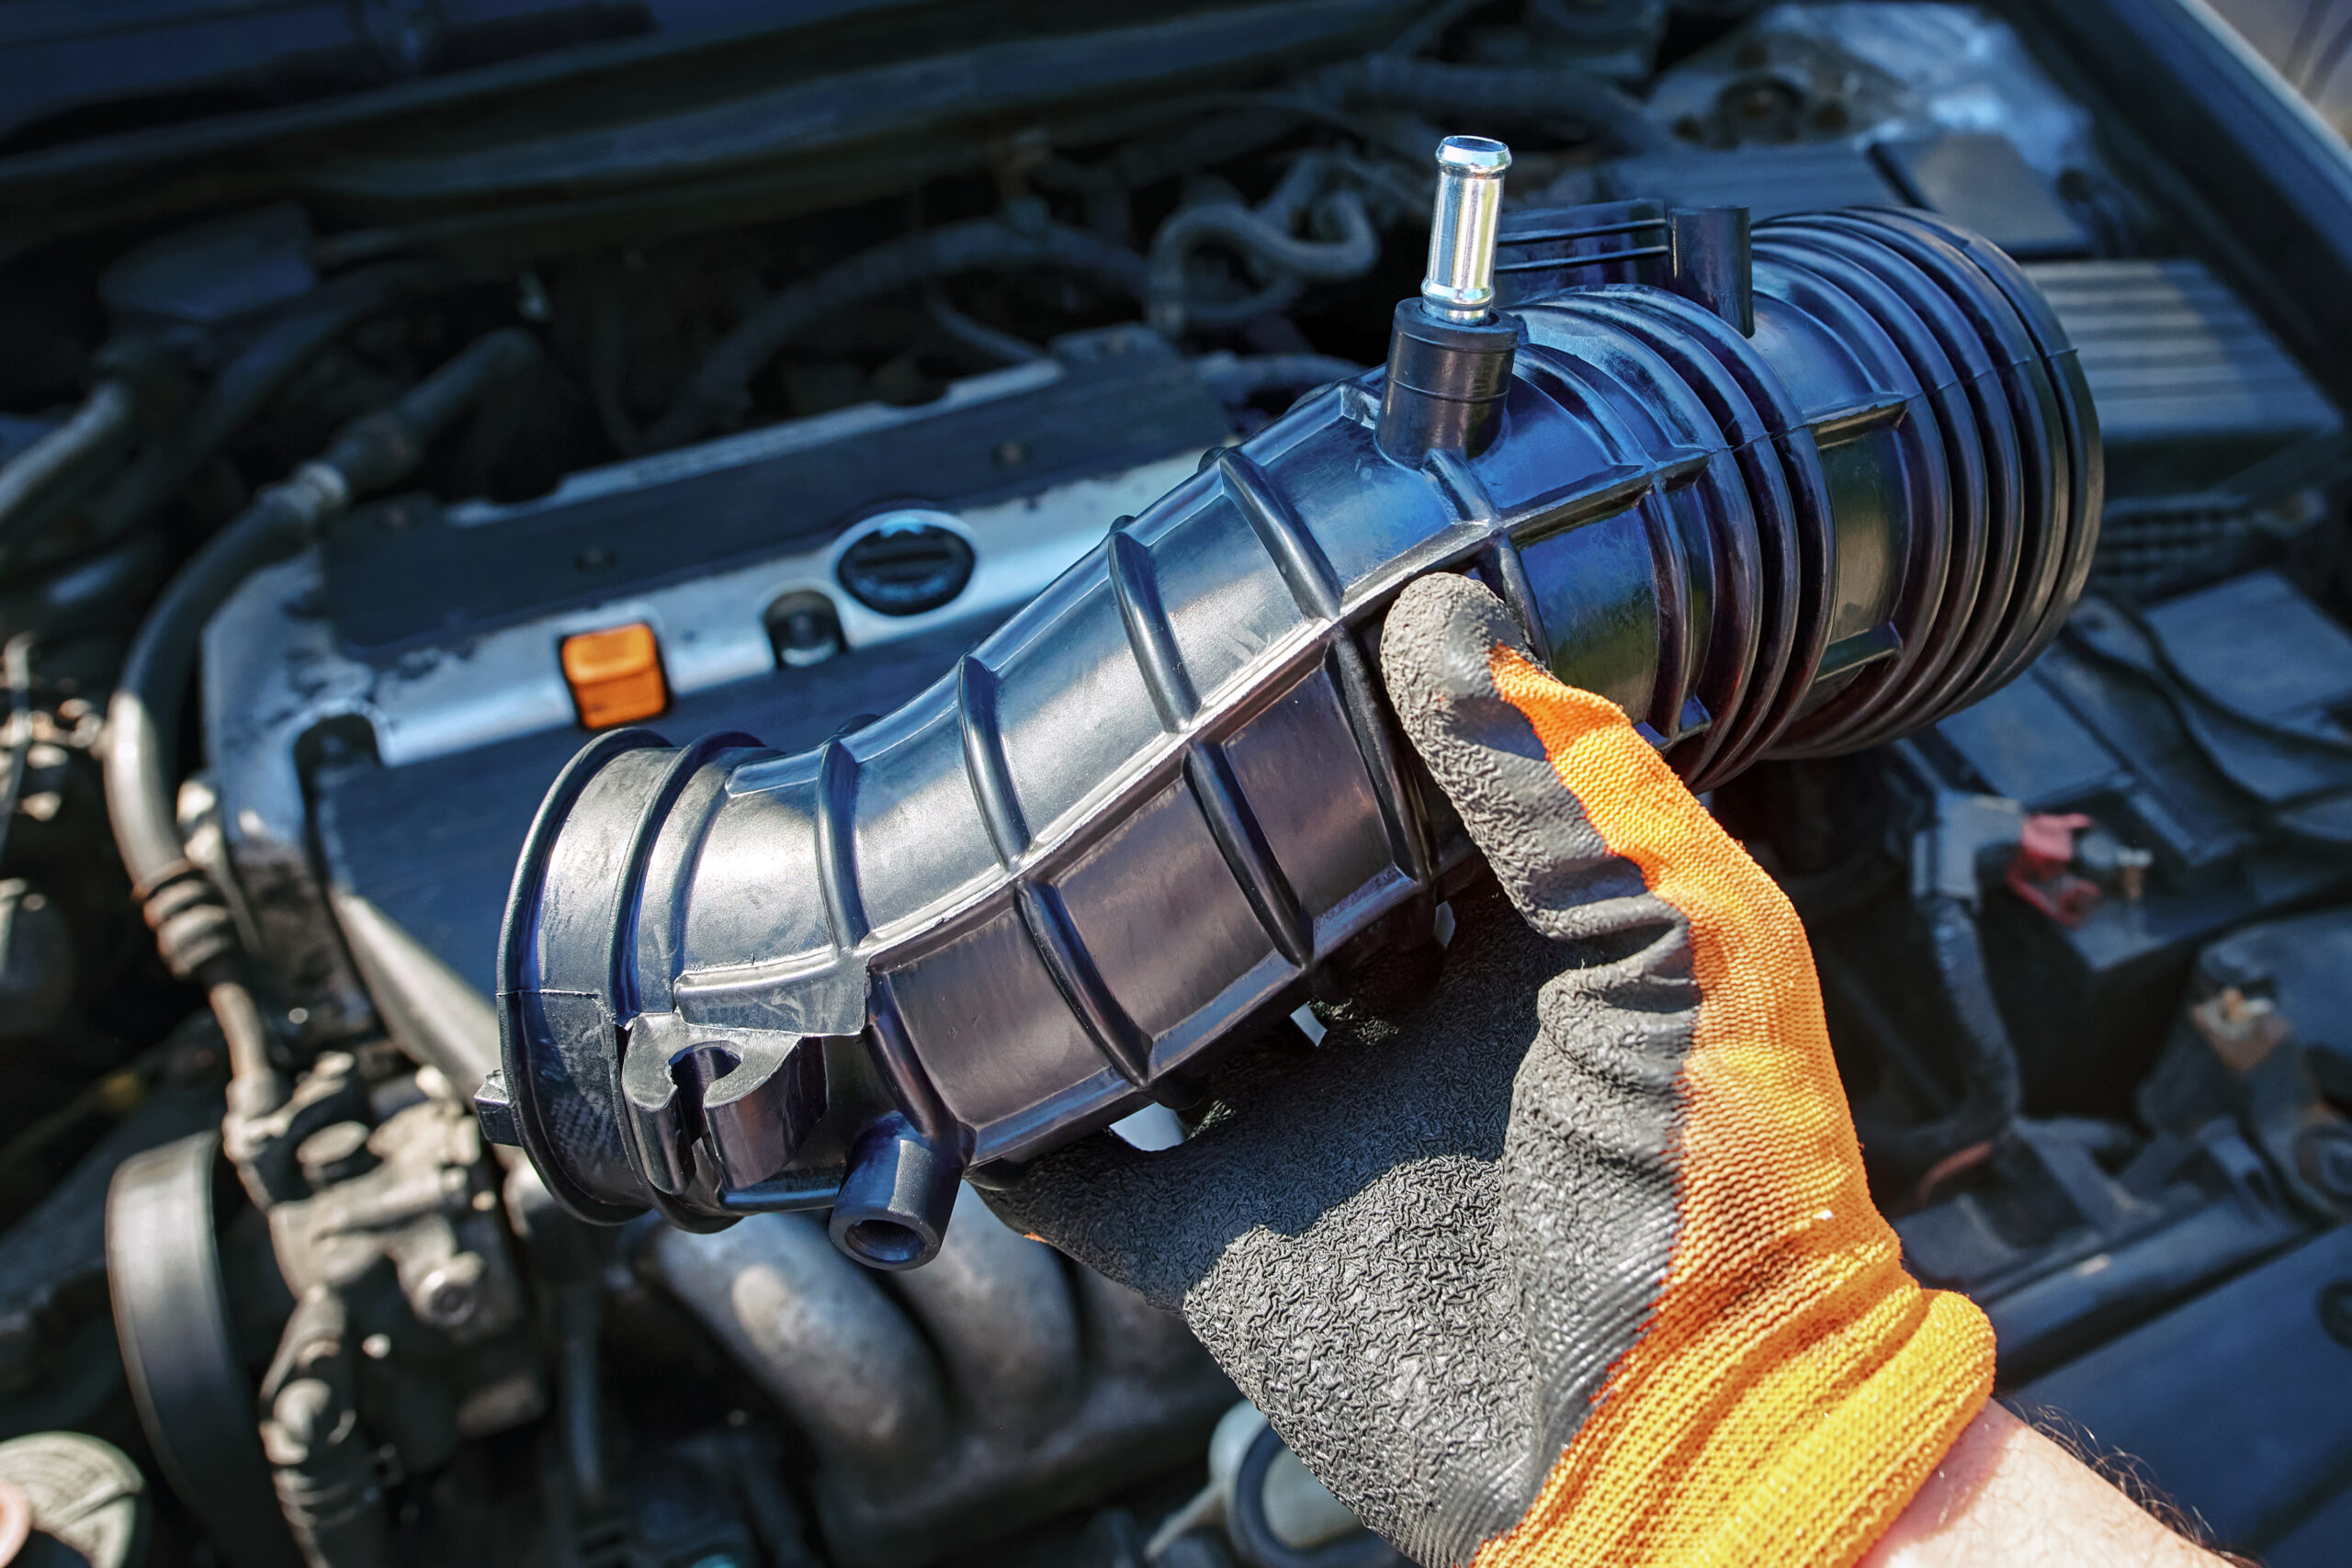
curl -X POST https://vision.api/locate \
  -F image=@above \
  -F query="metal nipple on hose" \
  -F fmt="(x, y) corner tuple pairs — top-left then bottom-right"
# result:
(1378, 136), (1521, 464)
(1420, 135), (1511, 322)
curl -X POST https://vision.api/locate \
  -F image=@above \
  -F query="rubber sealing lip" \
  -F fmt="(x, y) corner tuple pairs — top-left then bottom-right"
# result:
(613, 730), (859, 1226)
(2009, 339), (2101, 673)
(610, 730), (763, 1020)
(496, 724), (672, 1226)
(1849, 206), (2076, 360)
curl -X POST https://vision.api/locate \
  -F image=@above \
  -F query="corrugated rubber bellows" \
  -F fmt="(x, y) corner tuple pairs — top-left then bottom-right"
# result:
(482, 207), (2098, 1266)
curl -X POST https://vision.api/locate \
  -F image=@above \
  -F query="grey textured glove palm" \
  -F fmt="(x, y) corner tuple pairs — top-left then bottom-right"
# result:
(984, 574), (1995, 1568)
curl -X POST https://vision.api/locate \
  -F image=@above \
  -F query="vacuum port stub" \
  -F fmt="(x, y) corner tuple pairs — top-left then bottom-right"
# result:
(829, 1113), (962, 1270)
(1382, 136), (1521, 463)
(1422, 135), (1511, 322)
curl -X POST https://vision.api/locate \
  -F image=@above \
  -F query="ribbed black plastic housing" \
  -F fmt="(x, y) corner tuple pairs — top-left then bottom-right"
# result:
(487, 209), (2099, 1258)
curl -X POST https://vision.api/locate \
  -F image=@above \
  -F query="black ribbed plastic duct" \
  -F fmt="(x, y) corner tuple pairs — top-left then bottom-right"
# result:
(480, 205), (2098, 1268)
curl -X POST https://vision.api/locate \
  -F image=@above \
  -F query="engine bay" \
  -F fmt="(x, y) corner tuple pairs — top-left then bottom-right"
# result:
(3, 1), (2352, 1564)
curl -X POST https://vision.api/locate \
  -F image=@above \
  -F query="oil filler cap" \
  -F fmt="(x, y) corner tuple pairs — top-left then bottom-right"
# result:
(561, 622), (668, 728)
(838, 512), (974, 615)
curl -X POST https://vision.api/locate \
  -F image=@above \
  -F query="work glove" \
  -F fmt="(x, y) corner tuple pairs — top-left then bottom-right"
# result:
(985, 573), (1996, 1568)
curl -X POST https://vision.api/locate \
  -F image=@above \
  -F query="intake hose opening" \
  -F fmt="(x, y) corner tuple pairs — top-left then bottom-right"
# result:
(481, 192), (2098, 1267)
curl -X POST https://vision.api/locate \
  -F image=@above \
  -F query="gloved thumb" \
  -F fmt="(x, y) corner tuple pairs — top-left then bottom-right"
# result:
(1378, 572), (1670, 945)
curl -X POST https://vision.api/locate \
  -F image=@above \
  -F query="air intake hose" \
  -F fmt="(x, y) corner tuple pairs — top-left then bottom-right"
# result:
(481, 138), (2099, 1269)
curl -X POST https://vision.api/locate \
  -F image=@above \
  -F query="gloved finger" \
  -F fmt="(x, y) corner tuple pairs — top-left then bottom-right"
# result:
(980, 888), (1556, 1311)
(1376, 572), (1668, 946)
(1378, 571), (1992, 1566)
(976, 1124), (1191, 1306)
(976, 1024), (1331, 1308)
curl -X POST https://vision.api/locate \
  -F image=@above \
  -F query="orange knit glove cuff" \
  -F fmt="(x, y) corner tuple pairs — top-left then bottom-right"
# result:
(1466, 642), (1993, 1568)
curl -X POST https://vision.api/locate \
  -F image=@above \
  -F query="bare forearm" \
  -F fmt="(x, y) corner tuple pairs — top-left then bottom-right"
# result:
(1863, 1404), (2224, 1566)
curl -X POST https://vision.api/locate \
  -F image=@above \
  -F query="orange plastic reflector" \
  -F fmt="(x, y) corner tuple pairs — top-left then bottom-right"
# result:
(560, 623), (667, 729)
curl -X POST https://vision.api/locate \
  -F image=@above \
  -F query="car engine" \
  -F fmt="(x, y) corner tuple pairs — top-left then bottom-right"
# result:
(1, 2), (2349, 1565)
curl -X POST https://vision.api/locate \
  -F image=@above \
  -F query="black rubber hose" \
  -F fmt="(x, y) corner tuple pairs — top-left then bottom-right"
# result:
(644, 213), (1148, 451)
(924, 285), (1046, 367)
(0, 379), (139, 546)
(85, 265), (445, 546)
(1035, 105), (1304, 244)
(104, 329), (542, 969)
(383, 332), (544, 464)
(1301, 58), (1674, 153)
(1148, 191), (1379, 335)
(1852, 893), (2023, 1173)
(105, 481), (319, 898)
